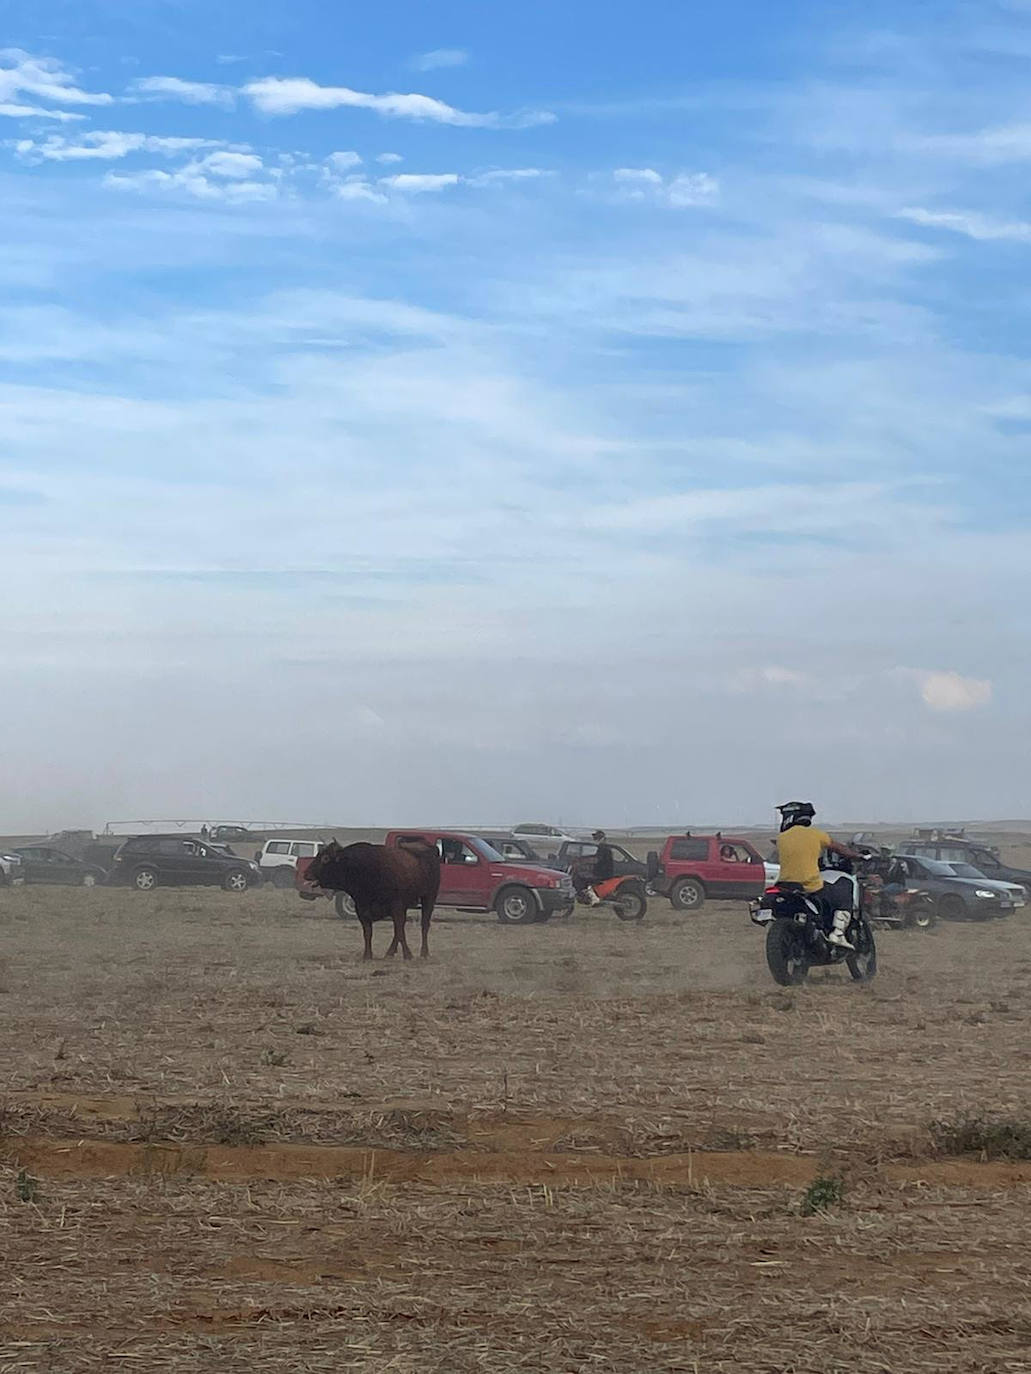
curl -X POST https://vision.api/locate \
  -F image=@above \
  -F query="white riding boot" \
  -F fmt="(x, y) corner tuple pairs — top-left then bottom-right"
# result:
(827, 910), (855, 950)
(586, 887), (602, 906)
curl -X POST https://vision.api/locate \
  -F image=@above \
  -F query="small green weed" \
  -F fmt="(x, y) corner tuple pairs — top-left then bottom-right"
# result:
(800, 1174), (844, 1216)
(929, 1115), (1031, 1161)
(15, 1169), (40, 1204)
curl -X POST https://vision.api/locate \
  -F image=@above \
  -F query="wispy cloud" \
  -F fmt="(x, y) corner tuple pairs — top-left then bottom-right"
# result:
(326, 150), (362, 171)
(897, 206), (1031, 242)
(411, 48), (470, 72)
(612, 168), (719, 207)
(15, 131), (220, 162)
(380, 172), (459, 193)
(242, 75), (554, 127)
(0, 101), (85, 122)
(0, 48), (112, 109)
(129, 75), (235, 108)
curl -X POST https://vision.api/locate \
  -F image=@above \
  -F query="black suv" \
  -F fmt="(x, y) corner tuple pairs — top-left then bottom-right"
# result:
(109, 836), (261, 892)
(899, 840), (1031, 894)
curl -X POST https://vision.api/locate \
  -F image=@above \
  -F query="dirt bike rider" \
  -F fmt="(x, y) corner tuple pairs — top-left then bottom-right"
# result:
(574, 830), (615, 906)
(775, 802), (863, 950)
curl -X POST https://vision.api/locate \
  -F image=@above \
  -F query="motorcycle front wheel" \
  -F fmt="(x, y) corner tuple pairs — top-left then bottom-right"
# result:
(765, 918), (810, 986)
(846, 916), (878, 982)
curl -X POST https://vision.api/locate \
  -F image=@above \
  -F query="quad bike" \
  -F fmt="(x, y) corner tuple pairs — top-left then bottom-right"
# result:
(575, 874), (647, 921)
(858, 875), (936, 930)
(750, 865), (876, 986)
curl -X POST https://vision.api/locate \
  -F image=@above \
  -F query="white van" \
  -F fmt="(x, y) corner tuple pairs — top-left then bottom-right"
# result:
(257, 838), (324, 886)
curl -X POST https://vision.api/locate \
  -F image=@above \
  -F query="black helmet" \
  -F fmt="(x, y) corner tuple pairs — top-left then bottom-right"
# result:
(777, 801), (815, 831)
(591, 829), (606, 842)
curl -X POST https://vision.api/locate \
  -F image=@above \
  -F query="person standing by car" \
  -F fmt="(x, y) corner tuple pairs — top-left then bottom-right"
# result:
(573, 829), (616, 906)
(775, 802), (862, 948)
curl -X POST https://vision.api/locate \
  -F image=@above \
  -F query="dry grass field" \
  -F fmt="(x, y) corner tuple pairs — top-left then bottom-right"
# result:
(4, 877), (1031, 1371)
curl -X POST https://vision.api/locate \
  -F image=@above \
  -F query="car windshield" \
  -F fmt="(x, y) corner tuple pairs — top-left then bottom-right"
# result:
(916, 857), (966, 876)
(947, 862), (989, 879)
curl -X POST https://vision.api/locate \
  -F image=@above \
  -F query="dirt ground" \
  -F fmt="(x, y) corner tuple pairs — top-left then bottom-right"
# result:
(3, 881), (1031, 1372)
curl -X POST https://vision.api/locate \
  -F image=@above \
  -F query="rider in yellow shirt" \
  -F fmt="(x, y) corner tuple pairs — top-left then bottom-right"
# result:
(775, 802), (862, 948)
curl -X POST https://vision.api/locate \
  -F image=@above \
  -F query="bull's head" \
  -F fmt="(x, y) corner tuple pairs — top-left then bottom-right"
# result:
(300, 838), (342, 894)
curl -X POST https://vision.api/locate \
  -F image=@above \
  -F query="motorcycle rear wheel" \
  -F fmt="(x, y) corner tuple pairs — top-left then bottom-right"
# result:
(765, 918), (809, 986)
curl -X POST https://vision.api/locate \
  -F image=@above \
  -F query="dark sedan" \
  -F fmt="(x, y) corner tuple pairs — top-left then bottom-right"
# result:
(13, 846), (107, 887)
(892, 855), (1021, 920)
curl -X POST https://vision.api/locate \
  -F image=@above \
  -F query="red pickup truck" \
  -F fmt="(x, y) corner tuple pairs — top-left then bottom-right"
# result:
(297, 831), (574, 926)
(651, 834), (766, 911)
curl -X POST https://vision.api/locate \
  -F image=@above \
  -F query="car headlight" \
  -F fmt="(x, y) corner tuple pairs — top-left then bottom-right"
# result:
(974, 889), (997, 899)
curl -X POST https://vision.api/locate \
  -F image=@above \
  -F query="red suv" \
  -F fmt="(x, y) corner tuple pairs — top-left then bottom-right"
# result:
(651, 834), (766, 911)
(387, 832), (574, 925)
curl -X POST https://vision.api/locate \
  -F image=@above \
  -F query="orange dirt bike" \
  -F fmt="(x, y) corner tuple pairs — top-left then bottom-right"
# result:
(574, 874), (647, 921)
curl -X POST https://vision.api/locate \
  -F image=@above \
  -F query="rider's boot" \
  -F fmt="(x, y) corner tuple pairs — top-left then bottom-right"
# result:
(586, 887), (601, 906)
(827, 910), (855, 950)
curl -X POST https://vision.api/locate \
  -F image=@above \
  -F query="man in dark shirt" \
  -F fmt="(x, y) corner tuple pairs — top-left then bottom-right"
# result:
(575, 829), (615, 905)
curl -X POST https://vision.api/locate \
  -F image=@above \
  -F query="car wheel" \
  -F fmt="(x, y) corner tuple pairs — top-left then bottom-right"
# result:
(671, 877), (705, 911)
(938, 893), (966, 921)
(335, 892), (357, 919)
(133, 867), (158, 892)
(223, 869), (250, 893)
(495, 886), (539, 925)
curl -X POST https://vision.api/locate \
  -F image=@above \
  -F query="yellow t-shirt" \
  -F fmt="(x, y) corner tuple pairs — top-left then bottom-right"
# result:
(776, 826), (832, 892)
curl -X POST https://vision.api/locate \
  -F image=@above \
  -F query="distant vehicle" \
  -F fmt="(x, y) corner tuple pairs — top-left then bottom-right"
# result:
(0, 850), (25, 886)
(12, 846), (107, 887)
(511, 823), (576, 855)
(257, 837), (324, 887)
(890, 854), (1022, 920)
(210, 825), (252, 843)
(549, 839), (649, 882)
(651, 834), (767, 911)
(898, 840), (1031, 896)
(472, 834), (545, 863)
(109, 835), (260, 892)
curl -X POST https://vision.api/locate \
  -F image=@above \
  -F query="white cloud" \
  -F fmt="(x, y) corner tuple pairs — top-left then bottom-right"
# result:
(0, 101), (85, 121)
(200, 150), (263, 179)
(0, 49), (112, 109)
(17, 131), (219, 162)
(919, 671), (993, 712)
(376, 152), (403, 164)
(242, 75), (554, 127)
(412, 48), (470, 71)
(333, 176), (387, 203)
(104, 165), (275, 202)
(612, 167), (719, 207)
(380, 172), (460, 193)
(129, 76), (235, 108)
(326, 150), (362, 172)
(897, 207), (1031, 243)
(467, 167), (549, 187)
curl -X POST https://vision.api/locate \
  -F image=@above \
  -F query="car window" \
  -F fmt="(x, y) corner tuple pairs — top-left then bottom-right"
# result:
(268, 841), (291, 855)
(936, 846), (968, 862)
(971, 848), (1000, 870)
(157, 838), (187, 855)
(292, 842), (317, 857)
(717, 843), (753, 864)
(440, 840), (480, 865)
(670, 838), (709, 860)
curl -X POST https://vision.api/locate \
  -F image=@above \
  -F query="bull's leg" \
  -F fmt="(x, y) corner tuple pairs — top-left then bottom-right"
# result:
(357, 909), (374, 961)
(388, 900), (412, 960)
(419, 897), (434, 958)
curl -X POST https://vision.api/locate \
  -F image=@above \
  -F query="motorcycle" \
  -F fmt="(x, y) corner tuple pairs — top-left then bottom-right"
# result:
(858, 874), (936, 930)
(574, 874), (647, 921)
(749, 859), (877, 986)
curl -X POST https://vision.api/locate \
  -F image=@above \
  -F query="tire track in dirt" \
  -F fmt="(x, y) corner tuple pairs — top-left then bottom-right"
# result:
(6, 1136), (1031, 1188)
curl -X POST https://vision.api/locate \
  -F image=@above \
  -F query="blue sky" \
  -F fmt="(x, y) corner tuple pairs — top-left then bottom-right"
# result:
(2, 2), (1030, 831)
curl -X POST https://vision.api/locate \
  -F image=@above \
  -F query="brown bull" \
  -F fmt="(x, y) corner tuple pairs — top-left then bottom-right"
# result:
(302, 839), (440, 960)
